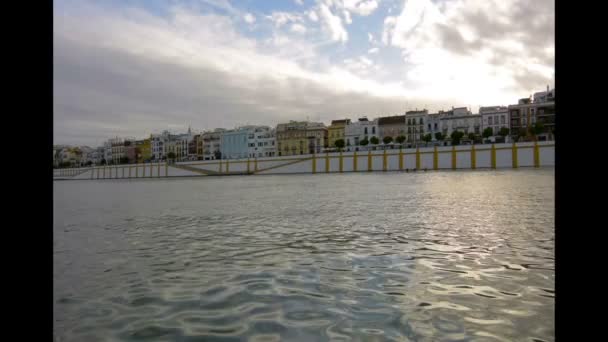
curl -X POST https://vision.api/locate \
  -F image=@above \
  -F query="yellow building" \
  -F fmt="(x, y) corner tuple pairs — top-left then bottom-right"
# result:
(276, 121), (327, 156)
(195, 134), (204, 159)
(327, 119), (351, 148)
(136, 139), (152, 163)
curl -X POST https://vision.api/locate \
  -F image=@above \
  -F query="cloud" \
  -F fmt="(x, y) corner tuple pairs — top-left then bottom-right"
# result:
(382, 0), (554, 95)
(243, 13), (255, 24)
(368, 47), (379, 54)
(343, 10), (352, 24)
(325, 0), (379, 16)
(53, 2), (447, 145)
(267, 11), (303, 27)
(291, 23), (307, 34)
(308, 10), (319, 22)
(319, 3), (348, 42)
(342, 0), (379, 16)
(295, 0), (304, 5)
(368, 32), (373, 42)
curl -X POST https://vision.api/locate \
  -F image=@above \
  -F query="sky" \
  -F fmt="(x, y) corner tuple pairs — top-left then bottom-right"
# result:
(54, 0), (554, 146)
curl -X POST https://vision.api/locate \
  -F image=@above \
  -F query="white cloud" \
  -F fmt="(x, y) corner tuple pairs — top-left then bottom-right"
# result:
(368, 32), (373, 42)
(380, 0), (554, 101)
(308, 10), (319, 22)
(295, 0), (304, 5)
(319, 4), (348, 42)
(328, 0), (379, 16)
(267, 12), (303, 27)
(343, 10), (352, 24)
(243, 13), (255, 24)
(368, 47), (379, 54)
(291, 23), (307, 34)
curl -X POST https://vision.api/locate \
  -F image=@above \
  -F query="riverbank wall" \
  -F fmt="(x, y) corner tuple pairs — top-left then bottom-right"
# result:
(53, 141), (554, 180)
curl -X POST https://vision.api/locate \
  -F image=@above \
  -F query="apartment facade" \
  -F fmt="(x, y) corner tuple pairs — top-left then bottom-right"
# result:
(377, 115), (406, 141)
(405, 110), (429, 143)
(508, 89), (555, 141)
(344, 117), (378, 148)
(479, 106), (510, 140)
(276, 121), (327, 156)
(327, 119), (351, 147)
(202, 129), (224, 160)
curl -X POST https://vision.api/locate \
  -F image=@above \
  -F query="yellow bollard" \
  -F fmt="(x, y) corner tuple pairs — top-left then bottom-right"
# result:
(353, 151), (358, 172)
(471, 145), (476, 169)
(368, 150), (372, 171)
(512, 143), (518, 169)
(533, 141), (540, 168)
(491, 144), (497, 169)
(416, 147), (421, 170)
(451, 146), (457, 170)
(383, 149), (387, 171)
(433, 146), (438, 170)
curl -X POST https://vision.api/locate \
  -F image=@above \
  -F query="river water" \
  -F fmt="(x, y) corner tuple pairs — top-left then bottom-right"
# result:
(54, 169), (554, 341)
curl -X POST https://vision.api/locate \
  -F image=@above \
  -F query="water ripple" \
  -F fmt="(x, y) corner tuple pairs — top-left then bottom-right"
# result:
(54, 170), (554, 341)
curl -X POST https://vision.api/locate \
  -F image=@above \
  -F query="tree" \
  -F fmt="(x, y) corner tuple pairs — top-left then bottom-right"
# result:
(359, 138), (369, 146)
(383, 136), (393, 145)
(100, 158), (106, 165)
(482, 127), (493, 139)
(530, 122), (545, 137)
(450, 130), (464, 145)
(214, 151), (222, 160)
(395, 135), (406, 144)
(468, 133), (476, 141)
(346, 139), (351, 146)
(434, 132), (444, 141)
(422, 133), (432, 144)
(334, 139), (345, 150)
(119, 156), (129, 164)
(167, 152), (176, 162)
(518, 128), (527, 139)
(370, 136), (379, 145)
(498, 127), (509, 137)
(85, 161), (93, 166)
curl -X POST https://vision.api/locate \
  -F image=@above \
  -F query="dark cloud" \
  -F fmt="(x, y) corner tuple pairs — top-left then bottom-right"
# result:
(54, 34), (440, 146)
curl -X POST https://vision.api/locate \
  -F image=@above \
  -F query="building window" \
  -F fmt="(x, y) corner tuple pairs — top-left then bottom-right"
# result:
(419, 118), (423, 125)
(434, 123), (438, 130)
(364, 127), (368, 134)
(501, 116), (505, 124)
(372, 127), (375, 134)
(488, 117), (493, 125)
(428, 123), (431, 131)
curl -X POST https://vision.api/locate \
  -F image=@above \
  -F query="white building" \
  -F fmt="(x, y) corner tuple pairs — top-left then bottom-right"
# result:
(344, 117), (378, 149)
(151, 130), (171, 161)
(202, 128), (225, 160)
(479, 106), (509, 141)
(439, 107), (481, 138)
(405, 110), (429, 143)
(247, 126), (276, 158)
(103, 140), (113, 164)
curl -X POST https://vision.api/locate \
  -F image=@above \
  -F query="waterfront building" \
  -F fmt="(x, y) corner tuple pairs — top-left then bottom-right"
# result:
(247, 126), (276, 158)
(103, 140), (113, 164)
(202, 128), (225, 160)
(439, 107), (481, 138)
(151, 130), (171, 161)
(378, 115), (406, 141)
(135, 139), (152, 163)
(327, 119), (351, 148)
(276, 121), (327, 156)
(344, 117), (378, 150)
(194, 134), (204, 160)
(220, 128), (248, 160)
(220, 125), (276, 159)
(109, 137), (125, 164)
(480, 106), (510, 142)
(405, 110), (429, 144)
(508, 88), (555, 141)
